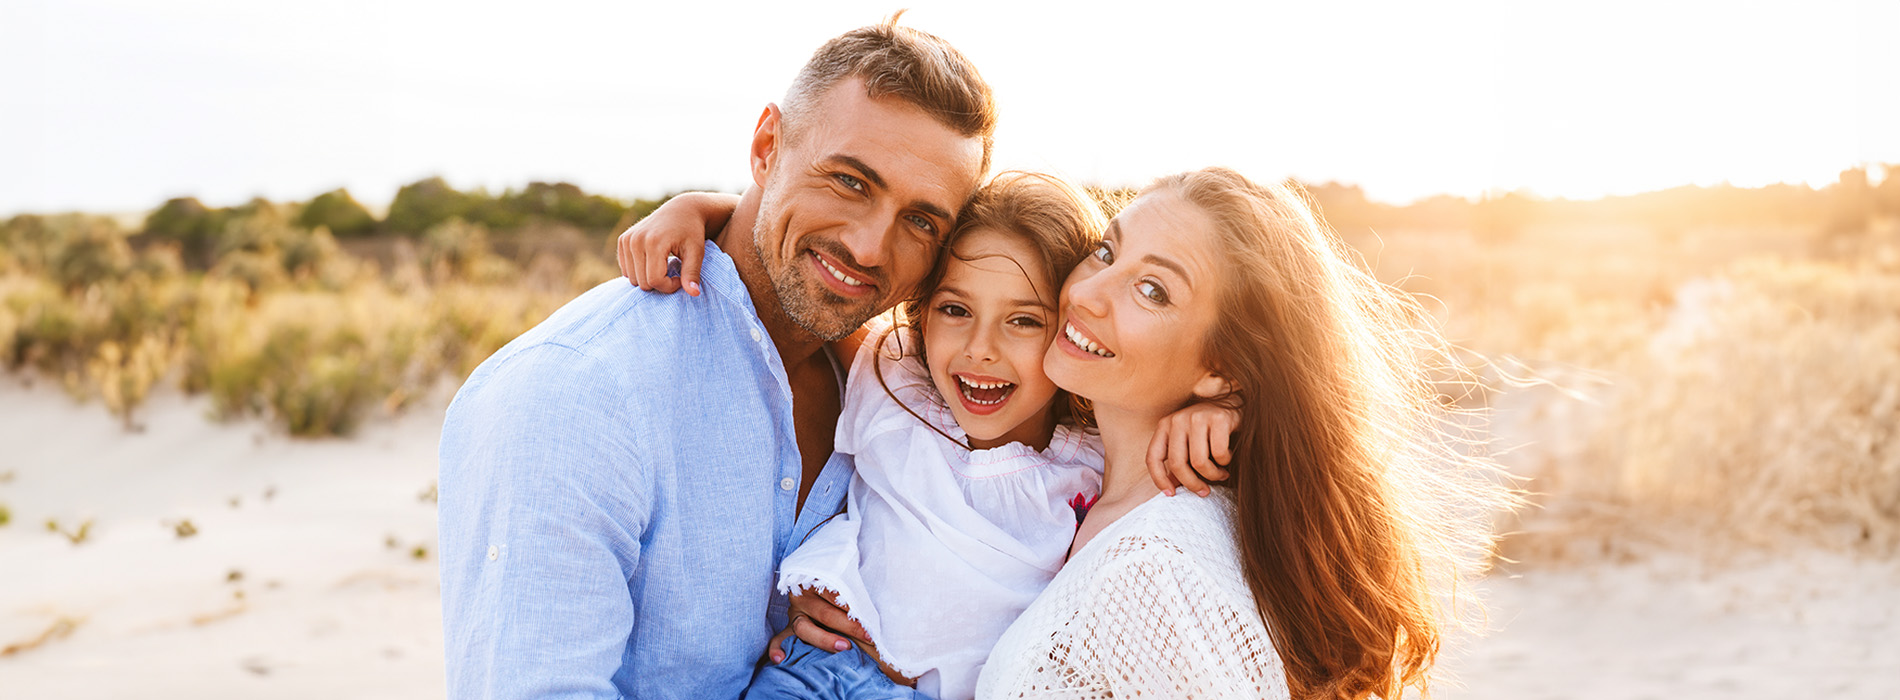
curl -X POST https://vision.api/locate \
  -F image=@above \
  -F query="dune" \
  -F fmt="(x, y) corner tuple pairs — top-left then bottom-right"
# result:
(3, 376), (1896, 699)
(0, 377), (446, 699)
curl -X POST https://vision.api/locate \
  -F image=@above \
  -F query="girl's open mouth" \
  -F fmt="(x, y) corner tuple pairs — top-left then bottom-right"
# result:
(954, 374), (1016, 415)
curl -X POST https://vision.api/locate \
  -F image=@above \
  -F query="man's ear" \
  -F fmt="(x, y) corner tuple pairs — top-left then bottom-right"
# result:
(1191, 371), (1233, 400)
(750, 104), (783, 189)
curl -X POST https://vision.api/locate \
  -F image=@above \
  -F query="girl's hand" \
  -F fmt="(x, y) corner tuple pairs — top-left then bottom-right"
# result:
(615, 192), (740, 296)
(766, 588), (868, 663)
(1145, 402), (1238, 497)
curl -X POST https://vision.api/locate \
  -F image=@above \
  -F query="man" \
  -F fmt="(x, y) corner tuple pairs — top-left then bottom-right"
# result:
(436, 18), (995, 699)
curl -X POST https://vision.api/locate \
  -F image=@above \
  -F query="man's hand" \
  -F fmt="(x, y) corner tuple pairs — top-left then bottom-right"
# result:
(767, 588), (868, 663)
(1146, 402), (1238, 497)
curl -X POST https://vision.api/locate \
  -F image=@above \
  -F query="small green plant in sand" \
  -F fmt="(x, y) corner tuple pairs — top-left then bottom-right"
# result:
(45, 517), (93, 545)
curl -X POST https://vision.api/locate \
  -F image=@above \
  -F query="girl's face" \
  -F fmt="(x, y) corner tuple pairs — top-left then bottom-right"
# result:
(923, 227), (1063, 450)
(1045, 189), (1227, 418)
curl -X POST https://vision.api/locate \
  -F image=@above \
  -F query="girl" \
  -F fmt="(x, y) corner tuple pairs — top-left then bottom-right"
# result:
(620, 172), (1234, 699)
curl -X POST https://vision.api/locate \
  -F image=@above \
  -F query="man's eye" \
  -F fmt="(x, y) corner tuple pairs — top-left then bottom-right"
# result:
(835, 173), (865, 192)
(905, 214), (935, 235)
(1091, 244), (1113, 264)
(1137, 280), (1169, 305)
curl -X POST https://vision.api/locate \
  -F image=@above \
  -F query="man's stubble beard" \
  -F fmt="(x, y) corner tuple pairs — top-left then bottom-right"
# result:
(752, 190), (880, 342)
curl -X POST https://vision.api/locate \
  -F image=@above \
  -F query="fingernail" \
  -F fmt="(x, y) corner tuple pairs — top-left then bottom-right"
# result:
(1198, 489), (1210, 497)
(687, 282), (700, 296)
(771, 652), (783, 663)
(1169, 486), (1180, 497)
(834, 640), (850, 651)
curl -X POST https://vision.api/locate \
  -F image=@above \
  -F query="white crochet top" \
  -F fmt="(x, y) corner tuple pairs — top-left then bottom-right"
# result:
(976, 490), (1291, 699)
(777, 321), (1104, 700)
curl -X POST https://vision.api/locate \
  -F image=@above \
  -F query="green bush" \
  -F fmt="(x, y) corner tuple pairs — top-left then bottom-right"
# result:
(385, 177), (476, 236)
(297, 188), (378, 238)
(144, 198), (228, 268)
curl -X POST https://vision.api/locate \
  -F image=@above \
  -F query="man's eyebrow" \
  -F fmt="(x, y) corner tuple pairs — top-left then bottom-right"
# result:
(830, 155), (887, 190)
(829, 154), (952, 224)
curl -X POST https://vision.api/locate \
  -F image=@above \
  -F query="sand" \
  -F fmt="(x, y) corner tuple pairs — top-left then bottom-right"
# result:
(3, 379), (1897, 698)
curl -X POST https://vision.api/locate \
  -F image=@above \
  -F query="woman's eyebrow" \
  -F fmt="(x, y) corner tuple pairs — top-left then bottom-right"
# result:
(1105, 220), (1122, 242)
(1142, 253), (1191, 286)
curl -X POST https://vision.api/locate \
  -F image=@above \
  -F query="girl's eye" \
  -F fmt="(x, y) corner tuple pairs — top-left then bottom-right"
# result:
(1137, 280), (1170, 305)
(835, 173), (866, 192)
(1008, 315), (1045, 329)
(1091, 244), (1114, 265)
(905, 214), (936, 235)
(936, 302), (971, 318)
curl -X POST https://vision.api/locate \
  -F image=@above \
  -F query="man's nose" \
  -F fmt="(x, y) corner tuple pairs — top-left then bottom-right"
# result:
(837, 217), (894, 272)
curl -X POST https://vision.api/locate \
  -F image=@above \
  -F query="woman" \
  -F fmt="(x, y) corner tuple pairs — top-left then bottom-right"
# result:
(976, 168), (1514, 699)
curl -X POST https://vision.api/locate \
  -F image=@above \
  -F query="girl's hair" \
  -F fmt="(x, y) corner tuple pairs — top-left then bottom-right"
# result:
(877, 170), (1107, 445)
(1149, 168), (1517, 699)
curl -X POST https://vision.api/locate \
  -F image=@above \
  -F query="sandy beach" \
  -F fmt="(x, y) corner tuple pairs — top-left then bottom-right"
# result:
(4, 380), (1897, 699)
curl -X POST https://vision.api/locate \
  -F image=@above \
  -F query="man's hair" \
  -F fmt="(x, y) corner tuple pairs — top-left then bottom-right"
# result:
(782, 12), (997, 174)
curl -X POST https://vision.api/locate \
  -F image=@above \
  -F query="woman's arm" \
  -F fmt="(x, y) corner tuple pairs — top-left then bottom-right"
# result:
(616, 192), (740, 296)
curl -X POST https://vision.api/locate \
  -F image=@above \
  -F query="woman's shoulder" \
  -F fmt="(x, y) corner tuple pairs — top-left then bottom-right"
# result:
(1081, 491), (1252, 599)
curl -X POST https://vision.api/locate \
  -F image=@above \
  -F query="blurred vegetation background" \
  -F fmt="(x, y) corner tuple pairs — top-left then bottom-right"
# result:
(1, 179), (674, 437)
(4, 167), (1897, 559)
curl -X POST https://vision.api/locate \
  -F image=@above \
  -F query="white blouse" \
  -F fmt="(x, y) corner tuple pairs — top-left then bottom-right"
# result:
(976, 490), (1291, 700)
(777, 322), (1104, 700)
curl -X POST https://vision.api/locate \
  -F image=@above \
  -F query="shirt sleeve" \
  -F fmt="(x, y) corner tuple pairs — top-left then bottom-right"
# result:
(438, 344), (650, 700)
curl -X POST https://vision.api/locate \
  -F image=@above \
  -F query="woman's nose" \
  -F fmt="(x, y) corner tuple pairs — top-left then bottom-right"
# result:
(1065, 267), (1110, 318)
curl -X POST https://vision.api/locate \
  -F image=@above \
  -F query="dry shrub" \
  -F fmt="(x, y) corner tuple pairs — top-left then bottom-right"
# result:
(1494, 256), (1900, 559)
(197, 286), (430, 436)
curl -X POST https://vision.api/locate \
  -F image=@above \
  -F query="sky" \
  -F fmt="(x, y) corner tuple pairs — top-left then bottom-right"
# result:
(1, 0), (1895, 216)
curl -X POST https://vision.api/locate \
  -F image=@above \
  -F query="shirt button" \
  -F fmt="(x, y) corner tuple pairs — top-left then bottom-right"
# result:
(487, 545), (499, 561)
(751, 327), (763, 343)
(779, 477), (795, 491)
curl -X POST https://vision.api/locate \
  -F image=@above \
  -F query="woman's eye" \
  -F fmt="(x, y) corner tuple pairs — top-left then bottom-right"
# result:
(835, 173), (866, 192)
(1091, 244), (1114, 264)
(936, 303), (971, 318)
(1137, 280), (1170, 305)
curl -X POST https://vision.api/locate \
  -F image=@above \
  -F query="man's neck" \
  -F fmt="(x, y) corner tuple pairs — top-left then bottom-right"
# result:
(714, 187), (828, 368)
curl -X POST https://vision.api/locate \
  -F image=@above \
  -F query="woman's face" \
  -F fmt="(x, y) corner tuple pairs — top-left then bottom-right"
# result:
(923, 227), (1063, 450)
(1044, 189), (1227, 417)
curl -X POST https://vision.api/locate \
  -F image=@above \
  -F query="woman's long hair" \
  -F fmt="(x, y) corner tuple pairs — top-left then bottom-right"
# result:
(1151, 168), (1517, 699)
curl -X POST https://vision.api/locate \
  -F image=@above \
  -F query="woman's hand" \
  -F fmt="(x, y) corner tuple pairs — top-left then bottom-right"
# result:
(615, 192), (741, 296)
(767, 588), (869, 662)
(1145, 402), (1238, 497)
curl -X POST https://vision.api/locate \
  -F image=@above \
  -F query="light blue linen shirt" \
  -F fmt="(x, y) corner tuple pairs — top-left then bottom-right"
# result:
(439, 241), (853, 700)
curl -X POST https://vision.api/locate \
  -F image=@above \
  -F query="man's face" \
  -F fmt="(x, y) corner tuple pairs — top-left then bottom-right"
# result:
(752, 78), (985, 341)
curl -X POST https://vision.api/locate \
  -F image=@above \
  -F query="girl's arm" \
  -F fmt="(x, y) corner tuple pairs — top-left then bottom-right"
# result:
(616, 192), (740, 296)
(617, 194), (873, 366)
(1146, 402), (1239, 497)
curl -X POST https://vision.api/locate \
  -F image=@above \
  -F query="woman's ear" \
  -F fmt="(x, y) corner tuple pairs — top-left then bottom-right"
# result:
(1191, 371), (1233, 400)
(750, 104), (783, 188)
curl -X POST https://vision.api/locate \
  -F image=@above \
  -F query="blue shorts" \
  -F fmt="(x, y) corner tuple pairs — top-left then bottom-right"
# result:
(743, 637), (931, 700)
